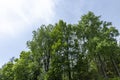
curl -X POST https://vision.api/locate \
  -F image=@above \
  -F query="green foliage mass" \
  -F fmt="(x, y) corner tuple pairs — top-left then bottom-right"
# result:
(0, 12), (120, 80)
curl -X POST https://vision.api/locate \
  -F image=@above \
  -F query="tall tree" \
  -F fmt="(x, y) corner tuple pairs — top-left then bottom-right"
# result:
(77, 11), (120, 78)
(13, 51), (34, 80)
(0, 60), (14, 80)
(27, 24), (54, 79)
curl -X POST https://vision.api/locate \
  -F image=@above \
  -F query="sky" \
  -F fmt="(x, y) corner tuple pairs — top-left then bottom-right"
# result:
(0, 0), (120, 67)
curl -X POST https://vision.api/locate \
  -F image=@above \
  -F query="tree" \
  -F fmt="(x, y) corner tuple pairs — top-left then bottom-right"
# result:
(27, 24), (54, 79)
(77, 11), (120, 78)
(13, 51), (34, 80)
(0, 61), (14, 80)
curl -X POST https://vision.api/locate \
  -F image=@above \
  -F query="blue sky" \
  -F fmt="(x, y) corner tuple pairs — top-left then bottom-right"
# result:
(0, 0), (120, 67)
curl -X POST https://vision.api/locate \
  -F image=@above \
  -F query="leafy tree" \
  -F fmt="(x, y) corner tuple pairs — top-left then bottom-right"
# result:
(77, 11), (120, 78)
(0, 61), (14, 80)
(27, 24), (54, 79)
(13, 51), (34, 80)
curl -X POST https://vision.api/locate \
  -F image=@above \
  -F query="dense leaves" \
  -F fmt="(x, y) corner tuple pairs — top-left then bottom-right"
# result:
(0, 12), (120, 80)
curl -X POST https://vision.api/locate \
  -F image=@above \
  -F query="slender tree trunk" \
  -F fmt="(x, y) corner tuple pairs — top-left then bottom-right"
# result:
(44, 46), (50, 72)
(66, 51), (71, 80)
(33, 69), (40, 80)
(98, 54), (107, 78)
(111, 57), (120, 76)
(71, 56), (74, 79)
(66, 30), (72, 80)
(68, 67), (71, 80)
(46, 49), (50, 72)
(94, 56), (101, 75)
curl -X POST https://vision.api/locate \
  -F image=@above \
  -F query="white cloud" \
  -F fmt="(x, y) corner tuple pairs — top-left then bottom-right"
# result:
(0, 0), (56, 37)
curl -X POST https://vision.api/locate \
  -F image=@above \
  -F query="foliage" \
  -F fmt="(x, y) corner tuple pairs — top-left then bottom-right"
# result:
(0, 12), (120, 80)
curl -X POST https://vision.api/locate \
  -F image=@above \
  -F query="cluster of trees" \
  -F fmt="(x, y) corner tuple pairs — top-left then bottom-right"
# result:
(0, 12), (120, 80)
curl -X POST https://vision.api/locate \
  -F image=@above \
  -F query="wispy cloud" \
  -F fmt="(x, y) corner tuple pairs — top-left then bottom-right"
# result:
(0, 0), (56, 37)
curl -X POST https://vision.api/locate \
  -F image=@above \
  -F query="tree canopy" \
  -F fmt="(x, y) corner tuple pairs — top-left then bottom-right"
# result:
(0, 12), (120, 80)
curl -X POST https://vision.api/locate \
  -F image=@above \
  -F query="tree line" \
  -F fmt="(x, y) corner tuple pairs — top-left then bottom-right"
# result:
(0, 12), (120, 80)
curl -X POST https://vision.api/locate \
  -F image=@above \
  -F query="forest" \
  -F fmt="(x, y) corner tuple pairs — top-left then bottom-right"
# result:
(0, 12), (120, 80)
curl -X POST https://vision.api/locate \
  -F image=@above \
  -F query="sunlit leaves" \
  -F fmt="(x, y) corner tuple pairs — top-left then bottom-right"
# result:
(0, 12), (120, 80)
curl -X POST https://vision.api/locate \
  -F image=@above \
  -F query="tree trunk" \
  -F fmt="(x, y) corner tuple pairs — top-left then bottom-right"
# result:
(45, 48), (50, 72)
(98, 54), (107, 78)
(111, 57), (120, 76)
(67, 51), (71, 80)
